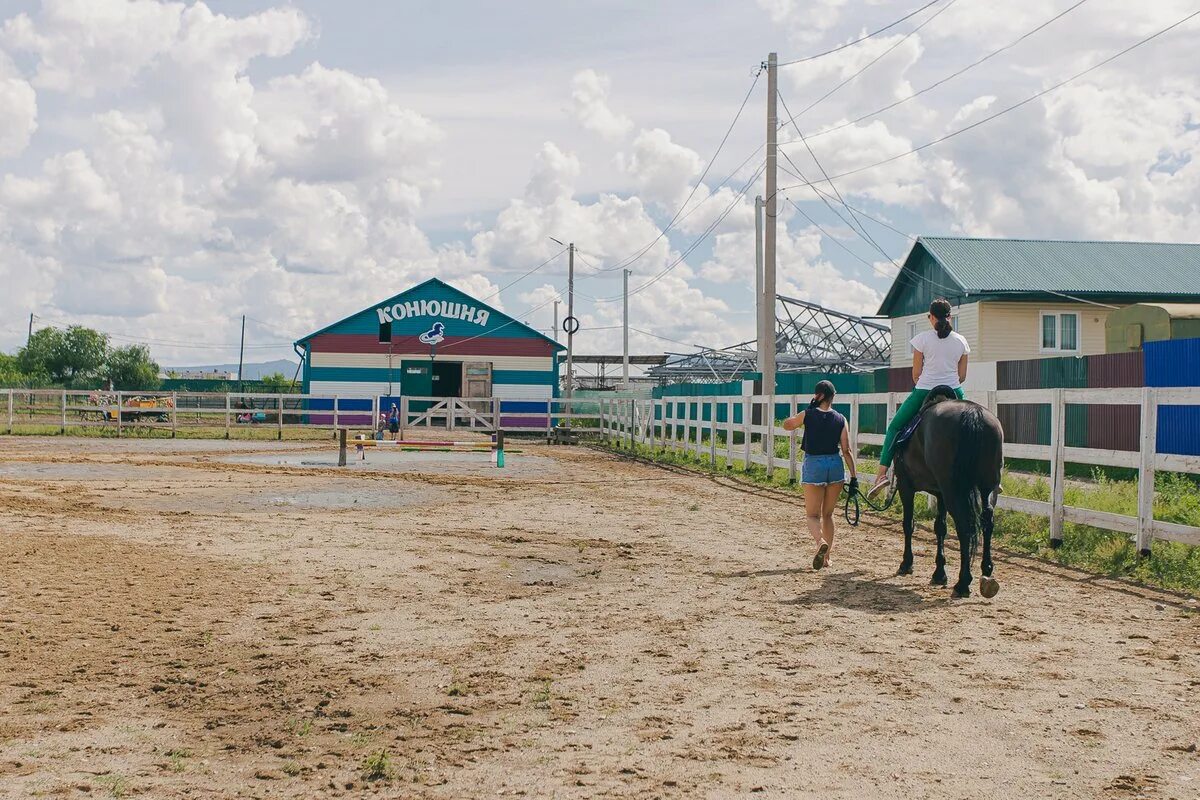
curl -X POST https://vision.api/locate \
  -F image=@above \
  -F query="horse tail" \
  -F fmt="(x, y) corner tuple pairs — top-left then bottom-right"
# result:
(951, 403), (986, 562)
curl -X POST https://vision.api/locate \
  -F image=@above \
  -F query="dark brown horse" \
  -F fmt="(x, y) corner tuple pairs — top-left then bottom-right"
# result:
(894, 387), (1004, 598)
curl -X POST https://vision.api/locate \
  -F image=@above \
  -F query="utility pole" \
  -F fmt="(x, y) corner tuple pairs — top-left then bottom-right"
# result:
(237, 314), (246, 393)
(27, 313), (34, 345)
(763, 52), (778, 399)
(622, 269), (631, 388)
(565, 242), (575, 410)
(553, 300), (560, 342)
(754, 196), (765, 378)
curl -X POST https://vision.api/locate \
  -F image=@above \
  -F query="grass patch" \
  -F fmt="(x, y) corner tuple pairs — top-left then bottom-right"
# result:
(95, 774), (130, 798)
(601, 439), (1200, 595)
(360, 750), (394, 782)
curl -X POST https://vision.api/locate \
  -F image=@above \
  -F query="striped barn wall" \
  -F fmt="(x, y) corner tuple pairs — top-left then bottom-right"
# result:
(310, 351), (553, 372)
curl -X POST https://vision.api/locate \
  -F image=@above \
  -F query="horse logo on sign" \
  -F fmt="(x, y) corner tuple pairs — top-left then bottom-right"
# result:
(418, 322), (446, 346)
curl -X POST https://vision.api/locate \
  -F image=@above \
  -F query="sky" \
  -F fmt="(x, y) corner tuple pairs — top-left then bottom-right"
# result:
(0, 0), (1197, 369)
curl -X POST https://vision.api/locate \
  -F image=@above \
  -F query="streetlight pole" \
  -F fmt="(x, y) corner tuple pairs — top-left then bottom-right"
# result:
(763, 52), (778, 399)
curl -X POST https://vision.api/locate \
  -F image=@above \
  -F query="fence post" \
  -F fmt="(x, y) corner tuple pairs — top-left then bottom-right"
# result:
(985, 390), (998, 419)
(848, 394), (860, 457)
(6, 389), (13, 434)
(401, 397), (409, 437)
(492, 397), (500, 434)
(742, 395), (752, 471)
(787, 394), (798, 484)
(170, 391), (178, 438)
(60, 389), (67, 435)
(886, 392), (898, 429)
(277, 395), (283, 440)
(629, 400), (637, 450)
(332, 394), (339, 433)
(1049, 388), (1066, 547)
(726, 398), (734, 469)
(1136, 387), (1158, 557)
(709, 399), (717, 465)
(765, 394), (776, 479)
(224, 394), (231, 439)
(116, 391), (123, 438)
(338, 427), (347, 467)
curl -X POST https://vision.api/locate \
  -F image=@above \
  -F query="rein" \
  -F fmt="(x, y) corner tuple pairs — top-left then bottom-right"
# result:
(843, 479), (897, 527)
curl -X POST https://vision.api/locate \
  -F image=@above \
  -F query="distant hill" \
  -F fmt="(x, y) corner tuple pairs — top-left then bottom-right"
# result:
(164, 359), (299, 381)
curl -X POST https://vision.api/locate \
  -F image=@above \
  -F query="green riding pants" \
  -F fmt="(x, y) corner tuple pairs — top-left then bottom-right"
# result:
(879, 386), (966, 467)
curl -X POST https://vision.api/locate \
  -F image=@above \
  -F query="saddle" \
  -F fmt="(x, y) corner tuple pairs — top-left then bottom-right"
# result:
(894, 385), (958, 456)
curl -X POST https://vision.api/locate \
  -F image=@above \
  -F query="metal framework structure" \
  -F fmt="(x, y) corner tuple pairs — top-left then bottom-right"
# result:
(646, 296), (891, 383)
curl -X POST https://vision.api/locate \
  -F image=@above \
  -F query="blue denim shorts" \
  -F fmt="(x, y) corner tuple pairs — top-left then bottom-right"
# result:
(801, 453), (845, 486)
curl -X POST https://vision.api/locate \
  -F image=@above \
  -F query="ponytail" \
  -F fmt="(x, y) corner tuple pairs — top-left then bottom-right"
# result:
(930, 298), (953, 339)
(810, 379), (836, 408)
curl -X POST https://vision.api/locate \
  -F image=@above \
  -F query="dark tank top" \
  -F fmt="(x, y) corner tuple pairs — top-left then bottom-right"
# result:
(802, 407), (845, 456)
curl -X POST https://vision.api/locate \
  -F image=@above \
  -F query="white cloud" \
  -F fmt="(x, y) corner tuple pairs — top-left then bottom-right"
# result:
(571, 69), (632, 140)
(0, 51), (36, 157)
(617, 128), (703, 206)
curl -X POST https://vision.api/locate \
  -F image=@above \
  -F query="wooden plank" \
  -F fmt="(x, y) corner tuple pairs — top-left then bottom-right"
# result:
(1154, 387), (1200, 405)
(1061, 446), (1139, 469)
(996, 495), (1050, 516)
(1154, 453), (1200, 475)
(1152, 519), (1200, 546)
(858, 433), (884, 446)
(1063, 505), (1138, 535)
(709, 399), (717, 465)
(1137, 388), (1157, 555)
(1063, 387), (1141, 405)
(848, 394), (859, 456)
(1004, 442), (1052, 460)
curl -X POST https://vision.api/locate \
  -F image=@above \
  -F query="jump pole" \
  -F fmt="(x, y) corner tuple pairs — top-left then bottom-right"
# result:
(337, 429), (505, 467)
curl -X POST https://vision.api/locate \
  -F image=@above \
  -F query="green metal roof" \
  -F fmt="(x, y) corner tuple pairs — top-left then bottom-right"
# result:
(920, 237), (1200, 295)
(878, 236), (1200, 316)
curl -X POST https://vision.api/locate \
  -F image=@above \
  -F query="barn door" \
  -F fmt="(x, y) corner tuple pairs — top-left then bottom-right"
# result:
(463, 362), (493, 428)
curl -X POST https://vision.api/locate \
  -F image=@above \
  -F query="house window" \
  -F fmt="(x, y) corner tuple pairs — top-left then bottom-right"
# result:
(906, 320), (922, 354)
(1040, 311), (1080, 353)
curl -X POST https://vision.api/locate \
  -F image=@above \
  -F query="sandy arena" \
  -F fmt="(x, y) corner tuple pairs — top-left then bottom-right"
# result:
(1, 436), (1197, 799)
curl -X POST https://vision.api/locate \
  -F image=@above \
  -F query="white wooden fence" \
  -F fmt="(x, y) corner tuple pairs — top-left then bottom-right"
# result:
(597, 388), (1200, 555)
(0, 389), (603, 438)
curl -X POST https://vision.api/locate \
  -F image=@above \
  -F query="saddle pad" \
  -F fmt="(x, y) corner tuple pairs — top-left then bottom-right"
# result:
(894, 412), (924, 454)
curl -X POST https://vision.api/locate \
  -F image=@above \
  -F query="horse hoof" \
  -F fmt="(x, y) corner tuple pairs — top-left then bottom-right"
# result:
(979, 576), (1000, 599)
(896, 565), (913, 576)
(930, 574), (947, 587)
(951, 586), (971, 599)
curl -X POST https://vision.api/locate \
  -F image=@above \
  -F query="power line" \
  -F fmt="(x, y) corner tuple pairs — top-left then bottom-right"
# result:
(594, 73), (762, 274)
(591, 161), (767, 303)
(782, 0), (959, 124)
(802, 0), (1094, 142)
(478, 246), (568, 302)
(776, 0), (945, 67)
(778, 8), (1200, 192)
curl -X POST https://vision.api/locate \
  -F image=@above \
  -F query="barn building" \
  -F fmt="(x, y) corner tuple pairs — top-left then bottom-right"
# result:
(294, 278), (563, 425)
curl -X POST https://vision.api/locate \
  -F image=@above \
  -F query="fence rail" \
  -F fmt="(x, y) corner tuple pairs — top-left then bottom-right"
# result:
(596, 388), (1200, 555)
(0, 389), (602, 438)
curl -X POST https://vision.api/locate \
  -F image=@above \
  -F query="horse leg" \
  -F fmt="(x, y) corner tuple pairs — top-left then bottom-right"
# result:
(978, 488), (1000, 598)
(897, 490), (914, 576)
(948, 493), (977, 599)
(930, 498), (948, 587)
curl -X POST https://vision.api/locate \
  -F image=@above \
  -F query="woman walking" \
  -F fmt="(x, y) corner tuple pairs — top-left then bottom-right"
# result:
(782, 380), (859, 570)
(870, 298), (970, 496)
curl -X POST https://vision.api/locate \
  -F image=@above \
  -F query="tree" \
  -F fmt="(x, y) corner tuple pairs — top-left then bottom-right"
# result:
(17, 326), (108, 385)
(259, 371), (297, 393)
(104, 344), (161, 390)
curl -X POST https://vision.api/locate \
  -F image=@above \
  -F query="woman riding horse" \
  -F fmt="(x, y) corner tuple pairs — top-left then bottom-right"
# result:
(870, 298), (970, 497)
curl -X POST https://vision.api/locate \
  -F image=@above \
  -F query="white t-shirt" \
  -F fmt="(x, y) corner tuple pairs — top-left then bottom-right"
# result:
(911, 329), (970, 389)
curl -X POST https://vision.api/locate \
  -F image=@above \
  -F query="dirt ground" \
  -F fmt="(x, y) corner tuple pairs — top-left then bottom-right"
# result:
(1, 436), (1197, 799)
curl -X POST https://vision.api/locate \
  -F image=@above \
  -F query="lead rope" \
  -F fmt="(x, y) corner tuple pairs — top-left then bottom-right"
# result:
(843, 477), (897, 527)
